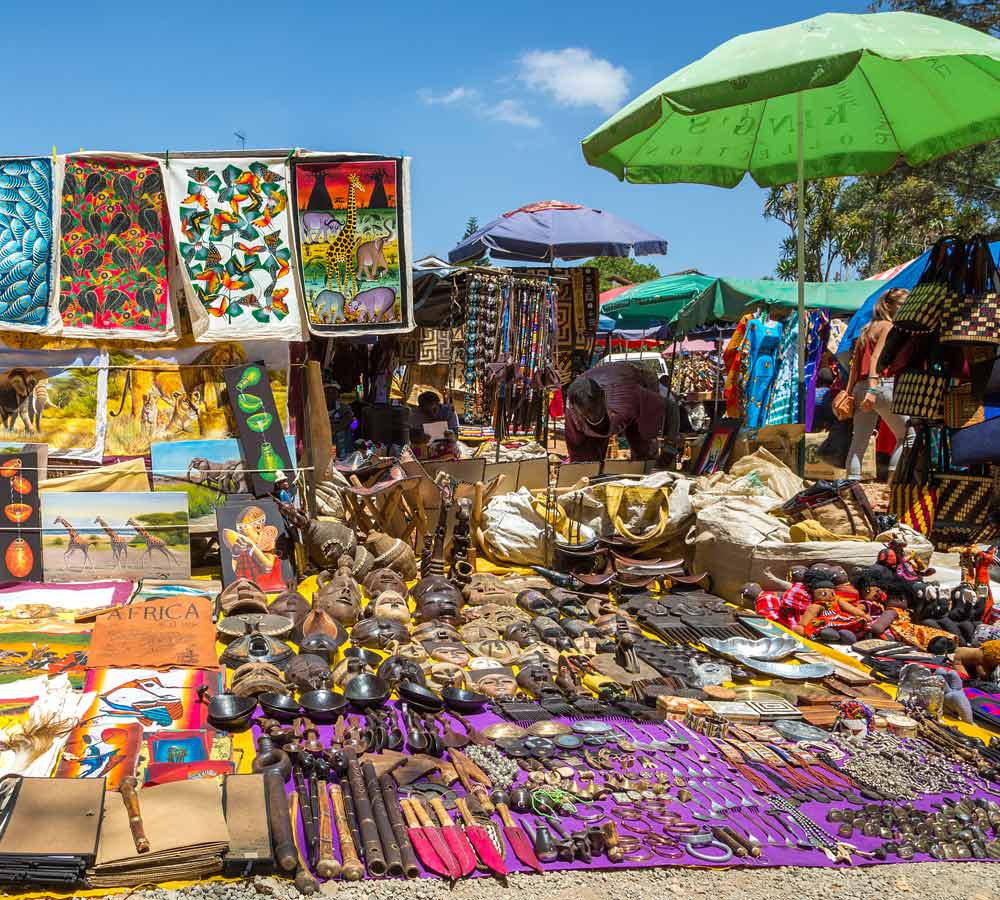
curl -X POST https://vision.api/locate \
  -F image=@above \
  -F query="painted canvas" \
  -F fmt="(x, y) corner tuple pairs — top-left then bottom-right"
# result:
(82, 667), (219, 732)
(292, 156), (412, 336)
(104, 341), (288, 456)
(0, 158), (56, 332)
(40, 491), (190, 582)
(0, 620), (91, 688)
(223, 362), (291, 496)
(54, 721), (143, 790)
(165, 158), (303, 342)
(58, 155), (176, 341)
(216, 495), (294, 592)
(0, 450), (42, 582)
(151, 436), (296, 524)
(0, 347), (105, 460)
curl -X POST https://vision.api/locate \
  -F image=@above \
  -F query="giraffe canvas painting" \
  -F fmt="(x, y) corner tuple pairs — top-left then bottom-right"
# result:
(292, 155), (413, 336)
(40, 492), (190, 582)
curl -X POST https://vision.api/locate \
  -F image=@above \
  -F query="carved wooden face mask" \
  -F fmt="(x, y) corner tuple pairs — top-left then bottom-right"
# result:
(371, 591), (411, 624)
(469, 639), (518, 665)
(472, 668), (517, 699)
(424, 641), (471, 668)
(426, 662), (465, 691)
(363, 568), (407, 598)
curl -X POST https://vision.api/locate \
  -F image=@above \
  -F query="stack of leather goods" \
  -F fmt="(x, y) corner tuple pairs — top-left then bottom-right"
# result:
(88, 780), (230, 888)
(0, 776), (105, 886)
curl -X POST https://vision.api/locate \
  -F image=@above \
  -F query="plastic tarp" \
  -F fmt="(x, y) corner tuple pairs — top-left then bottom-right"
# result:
(673, 277), (881, 334)
(601, 272), (716, 327)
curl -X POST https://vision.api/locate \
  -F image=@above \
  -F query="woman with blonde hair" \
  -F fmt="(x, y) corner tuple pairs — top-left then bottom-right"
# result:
(845, 287), (912, 479)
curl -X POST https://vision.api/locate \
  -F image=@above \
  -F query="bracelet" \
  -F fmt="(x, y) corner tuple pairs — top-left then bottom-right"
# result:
(623, 850), (654, 862)
(618, 818), (652, 834)
(685, 841), (734, 863)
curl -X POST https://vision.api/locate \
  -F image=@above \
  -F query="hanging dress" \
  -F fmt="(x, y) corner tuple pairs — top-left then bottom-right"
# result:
(744, 317), (783, 429)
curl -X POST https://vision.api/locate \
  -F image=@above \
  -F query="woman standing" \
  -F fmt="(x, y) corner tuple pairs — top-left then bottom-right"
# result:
(846, 288), (912, 480)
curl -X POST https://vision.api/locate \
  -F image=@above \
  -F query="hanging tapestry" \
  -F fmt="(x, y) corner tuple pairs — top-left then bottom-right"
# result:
(0, 345), (106, 461)
(0, 159), (57, 332)
(292, 155), (413, 336)
(765, 315), (799, 426)
(522, 266), (600, 384)
(104, 341), (288, 457)
(223, 362), (291, 496)
(396, 326), (455, 365)
(165, 157), (303, 342)
(58, 155), (176, 341)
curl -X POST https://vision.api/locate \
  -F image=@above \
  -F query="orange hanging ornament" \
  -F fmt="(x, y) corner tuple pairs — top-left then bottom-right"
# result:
(5, 539), (33, 578)
(4, 503), (31, 524)
(10, 476), (31, 496)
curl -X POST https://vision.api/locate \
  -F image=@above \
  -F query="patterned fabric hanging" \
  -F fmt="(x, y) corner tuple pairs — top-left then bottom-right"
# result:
(765, 314), (798, 425)
(165, 157), (304, 342)
(58, 154), (177, 341)
(0, 158), (59, 333)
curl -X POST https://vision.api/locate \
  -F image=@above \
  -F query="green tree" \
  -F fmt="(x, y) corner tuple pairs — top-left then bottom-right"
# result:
(461, 217), (479, 239)
(456, 216), (490, 267)
(582, 256), (662, 292)
(764, 2), (1000, 278)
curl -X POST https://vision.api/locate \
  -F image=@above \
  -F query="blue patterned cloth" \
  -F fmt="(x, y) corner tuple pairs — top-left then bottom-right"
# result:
(0, 159), (53, 329)
(765, 315), (798, 425)
(745, 317), (783, 428)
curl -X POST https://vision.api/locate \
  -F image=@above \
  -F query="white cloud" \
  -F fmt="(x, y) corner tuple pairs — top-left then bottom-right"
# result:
(418, 86), (480, 105)
(480, 99), (541, 128)
(517, 48), (630, 113)
(416, 86), (541, 128)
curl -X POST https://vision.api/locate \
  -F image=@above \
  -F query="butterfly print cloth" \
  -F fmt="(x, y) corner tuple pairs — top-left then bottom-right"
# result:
(58, 154), (177, 341)
(0, 158), (58, 332)
(165, 158), (303, 342)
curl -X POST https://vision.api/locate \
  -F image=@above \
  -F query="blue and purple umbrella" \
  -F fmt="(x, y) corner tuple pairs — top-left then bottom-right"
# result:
(448, 200), (667, 264)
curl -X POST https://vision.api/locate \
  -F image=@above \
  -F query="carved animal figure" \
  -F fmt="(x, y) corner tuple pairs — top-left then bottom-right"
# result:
(346, 286), (396, 323)
(355, 228), (391, 282)
(53, 517), (94, 570)
(322, 173), (364, 298)
(95, 517), (129, 568)
(312, 289), (346, 324)
(127, 517), (179, 566)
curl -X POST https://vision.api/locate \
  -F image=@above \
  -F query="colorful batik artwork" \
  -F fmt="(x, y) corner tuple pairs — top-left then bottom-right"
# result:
(292, 155), (412, 336)
(0, 159), (55, 331)
(58, 156), (173, 339)
(166, 158), (302, 341)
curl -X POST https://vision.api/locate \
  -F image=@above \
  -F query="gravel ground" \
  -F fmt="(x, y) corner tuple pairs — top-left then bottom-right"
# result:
(82, 864), (999, 900)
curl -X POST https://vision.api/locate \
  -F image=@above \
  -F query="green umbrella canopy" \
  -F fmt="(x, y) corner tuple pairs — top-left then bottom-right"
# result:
(672, 276), (877, 334)
(582, 12), (1000, 187)
(602, 271), (716, 325)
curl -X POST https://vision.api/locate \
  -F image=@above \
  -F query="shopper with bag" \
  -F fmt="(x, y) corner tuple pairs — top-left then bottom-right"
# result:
(843, 288), (913, 479)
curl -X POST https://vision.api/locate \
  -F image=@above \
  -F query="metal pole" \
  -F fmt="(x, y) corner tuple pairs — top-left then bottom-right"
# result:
(796, 92), (807, 476)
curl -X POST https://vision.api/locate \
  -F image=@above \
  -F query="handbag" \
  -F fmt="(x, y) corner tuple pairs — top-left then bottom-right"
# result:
(930, 472), (996, 549)
(773, 480), (877, 539)
(940, 237), (1000, 345)
(832, 330), (864, 421)
(891, 370), (947, 419)
(894, 237), (967, 334)
(944, 382), (986, 430)
(888, 424), (937, 536)
(951, 415), (1000, 467)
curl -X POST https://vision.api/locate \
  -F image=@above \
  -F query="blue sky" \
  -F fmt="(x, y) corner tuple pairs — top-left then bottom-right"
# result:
(1, 0), (867, 280)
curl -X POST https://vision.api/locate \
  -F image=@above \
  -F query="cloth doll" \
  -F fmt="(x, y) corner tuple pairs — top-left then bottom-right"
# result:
(798, 570), (870, 644)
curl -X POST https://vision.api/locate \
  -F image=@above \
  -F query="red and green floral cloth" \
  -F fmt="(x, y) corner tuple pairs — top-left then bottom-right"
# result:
(58, 155), (176, 340)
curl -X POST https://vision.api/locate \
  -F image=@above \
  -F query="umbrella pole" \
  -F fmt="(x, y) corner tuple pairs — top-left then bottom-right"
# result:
(796, 92), (807, 477)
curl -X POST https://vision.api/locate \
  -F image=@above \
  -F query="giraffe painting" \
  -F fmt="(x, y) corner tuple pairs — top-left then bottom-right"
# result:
(295, 157), (409, 335)
(53, 517), (94, 570)
(321, 173), (364, 299)
(95, 517), (129, 568)
(127, 517), (179, 566)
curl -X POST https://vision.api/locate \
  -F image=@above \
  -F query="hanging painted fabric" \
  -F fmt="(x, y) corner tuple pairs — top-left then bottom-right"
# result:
(165, 157), (304, 342)
(57, 154), (177, 341)
(291, 154), (413, 337)
(0, 158), (60, 333)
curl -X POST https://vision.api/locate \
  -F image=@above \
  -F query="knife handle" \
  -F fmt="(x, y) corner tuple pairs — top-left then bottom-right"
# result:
(315, 780), (341, 880)
(411, 797), (435, 828)
(329, 784), (364, 882)
(289, 792), (319, 894)
(454, 796), (476, 828)
(496, 802), (516, 829)
(119, 777), (150, 854)
(399, 798), (420, 828)
(471, 785), (494, 815)
(430, 797), (455, 827)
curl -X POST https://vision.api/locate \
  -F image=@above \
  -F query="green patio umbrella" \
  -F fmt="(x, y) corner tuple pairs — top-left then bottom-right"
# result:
(582, 11), (1000, 425)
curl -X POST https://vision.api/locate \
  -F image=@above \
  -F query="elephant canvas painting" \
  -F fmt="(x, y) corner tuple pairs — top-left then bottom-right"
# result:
(291, 155), (413, 337)
(0, 348), (102, 458)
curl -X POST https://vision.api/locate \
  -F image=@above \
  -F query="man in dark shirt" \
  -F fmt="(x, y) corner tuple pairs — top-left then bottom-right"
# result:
(409, 390), (459, 434)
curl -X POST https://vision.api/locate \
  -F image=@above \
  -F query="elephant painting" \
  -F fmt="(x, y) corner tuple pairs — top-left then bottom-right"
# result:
(0, 367), (48, 433)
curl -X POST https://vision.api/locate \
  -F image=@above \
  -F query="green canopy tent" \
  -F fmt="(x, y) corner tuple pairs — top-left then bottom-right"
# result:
(601, 271), (716, 327)
(582, 11), (1000, 429)
(672, 277), (877, 334)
